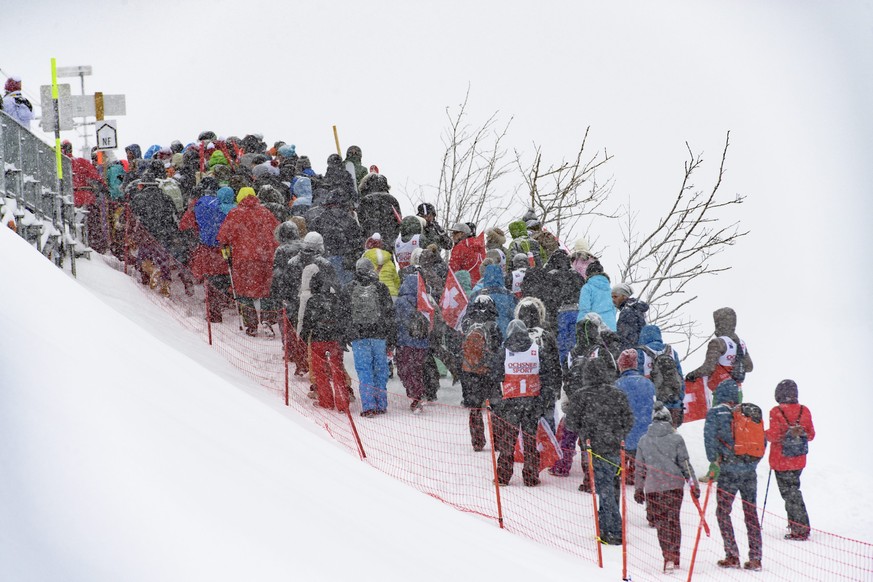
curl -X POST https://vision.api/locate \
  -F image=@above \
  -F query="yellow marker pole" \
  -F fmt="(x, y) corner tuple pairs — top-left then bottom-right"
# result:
(52, 58), (76, 276)
(95, 91), (104, 121)
(332, 125), (342, 156)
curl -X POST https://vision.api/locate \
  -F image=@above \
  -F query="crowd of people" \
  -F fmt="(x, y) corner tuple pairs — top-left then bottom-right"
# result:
(59, 130), (815, 575)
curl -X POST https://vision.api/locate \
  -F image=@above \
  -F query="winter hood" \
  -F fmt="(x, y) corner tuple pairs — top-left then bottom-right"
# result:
(274, 221), (300, 244)
(217, 187), (236, 216)
(508, 220), (528, 239)
(292, 177), (313, 206)
(713, 379), (740, 406)
(575, 318), (601, 349)
(481, 264), (506, 288)
(545, 248), (571, 271)
(638, 324), (665, 350)
(713, 307), (738, 337)
(515, 296), (547, 328)
(505, 319), (533, 352)
(400, 215), (423, 238)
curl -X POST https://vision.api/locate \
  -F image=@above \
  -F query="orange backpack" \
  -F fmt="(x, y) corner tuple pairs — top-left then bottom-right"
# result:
(732, 403), (766, 459)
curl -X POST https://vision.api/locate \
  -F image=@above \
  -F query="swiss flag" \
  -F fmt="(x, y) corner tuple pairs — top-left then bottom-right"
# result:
(439, 268), (469, 331)
(416, 274), (435, 332)
(514, 418), (563, 472)
(684, 378), (709, 422)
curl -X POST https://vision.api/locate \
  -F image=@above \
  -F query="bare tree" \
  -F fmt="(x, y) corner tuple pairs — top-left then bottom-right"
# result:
(516, 127), (615, 242)
(433, 87), (516, 228)
(618, 131), (748, 358)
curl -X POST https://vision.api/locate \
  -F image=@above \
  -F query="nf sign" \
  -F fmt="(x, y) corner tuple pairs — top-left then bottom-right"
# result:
(96, 120), (118, 150)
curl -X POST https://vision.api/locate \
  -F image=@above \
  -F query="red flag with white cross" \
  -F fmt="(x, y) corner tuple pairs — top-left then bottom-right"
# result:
(439, 268), (469, 331)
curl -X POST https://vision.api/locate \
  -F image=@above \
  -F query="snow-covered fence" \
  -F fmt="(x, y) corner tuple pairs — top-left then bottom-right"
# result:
(1, 110), (74, 255)
(102, 220), (873, 582)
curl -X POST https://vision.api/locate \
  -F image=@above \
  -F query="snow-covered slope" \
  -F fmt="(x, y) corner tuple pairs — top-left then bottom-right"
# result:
(0, 226), (597, 581)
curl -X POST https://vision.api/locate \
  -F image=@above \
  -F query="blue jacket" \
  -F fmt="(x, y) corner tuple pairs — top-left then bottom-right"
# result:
(470, 264), (517, 337)
(636, 324), (685, 409)
(395, 275), (429, 349)
(193, 195), (224, 247)
(615, 370), (656, 451)
(577, 274), (616, 330)
(292, 176), (313, 208)
(704, 379), (760, 475)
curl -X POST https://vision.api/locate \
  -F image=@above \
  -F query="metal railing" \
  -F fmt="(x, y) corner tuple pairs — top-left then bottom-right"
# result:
(1, 109), (77, 266)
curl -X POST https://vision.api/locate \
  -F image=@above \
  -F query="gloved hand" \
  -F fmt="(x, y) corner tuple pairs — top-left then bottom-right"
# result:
(633, 489), (645, 505)
(685, 372), (698, 382)
(221, 246), (231, 261)
(688, 479), (701, 499)
(707, 462), (720, 481)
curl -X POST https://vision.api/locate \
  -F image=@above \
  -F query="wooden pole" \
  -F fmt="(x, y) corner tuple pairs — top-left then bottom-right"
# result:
(332, 125), (342, 156)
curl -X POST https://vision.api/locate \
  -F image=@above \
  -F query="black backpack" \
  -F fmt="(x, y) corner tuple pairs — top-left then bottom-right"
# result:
(779, 406), (809, 457)
(350, 281), (380, 326)
(644, 346), (683, 404)
(407, 310), (430, 339)
(730, 339), (747, 383)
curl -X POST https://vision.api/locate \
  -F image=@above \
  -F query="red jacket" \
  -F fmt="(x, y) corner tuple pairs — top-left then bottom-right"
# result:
(71, 157), (103, 207)
(449, 234), (486, 285)
(765, 403), (815, 471)
(216, 196), (279, 297)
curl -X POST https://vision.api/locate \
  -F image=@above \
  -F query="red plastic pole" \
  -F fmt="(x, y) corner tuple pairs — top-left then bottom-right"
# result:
(620, 442), (628, 580)
(586, 439), (603, 568)
(346, 406), (367, 460)
(282, 308), (289, 406)
(485, 401), (504, 529)
(205, 285), (213, 346)
(686, 478), (715, 582)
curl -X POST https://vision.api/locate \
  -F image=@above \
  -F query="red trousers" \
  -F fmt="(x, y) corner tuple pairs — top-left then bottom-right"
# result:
(310, 341), (348, 411)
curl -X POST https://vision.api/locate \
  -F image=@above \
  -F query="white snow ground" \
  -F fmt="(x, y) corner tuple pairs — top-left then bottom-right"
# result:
(2, 224), (872, 581)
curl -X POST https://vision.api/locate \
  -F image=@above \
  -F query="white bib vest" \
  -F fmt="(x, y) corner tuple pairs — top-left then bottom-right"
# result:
(502, 347), (541, 399)
(394, 234), (420, 270)
(717, 335), (747, 367)
(511, 269), (526, 296)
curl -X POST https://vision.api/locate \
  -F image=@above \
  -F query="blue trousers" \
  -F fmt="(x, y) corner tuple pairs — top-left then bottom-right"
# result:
(557, 307), (577, 365)
(352, 338), (389, 412)
(593, 454), (622, 540)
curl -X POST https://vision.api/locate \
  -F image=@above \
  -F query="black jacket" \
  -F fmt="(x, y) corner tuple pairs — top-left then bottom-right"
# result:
(358, 191), (401, 250)
(345, 272), (398, 346)
(564, 357), (633, 456)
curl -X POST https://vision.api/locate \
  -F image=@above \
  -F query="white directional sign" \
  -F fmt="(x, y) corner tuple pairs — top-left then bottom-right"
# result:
(70, 94), (126, 118)
(39, 84), (74, 132)
(96, 120), (118, 150)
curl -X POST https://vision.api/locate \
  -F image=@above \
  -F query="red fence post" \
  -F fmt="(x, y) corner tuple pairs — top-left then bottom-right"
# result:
(205, 283), (213, 346)
(686, 478), (715, 582)
(485, 401), (505, 529)
(282, 307), (289, 406)
(621, 442), (628, 580)
(586, 439), (603, 568)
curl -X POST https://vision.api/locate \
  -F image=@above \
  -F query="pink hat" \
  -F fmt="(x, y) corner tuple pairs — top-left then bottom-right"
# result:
(617, 349), (638, 372)
(5, 75), (21, 93)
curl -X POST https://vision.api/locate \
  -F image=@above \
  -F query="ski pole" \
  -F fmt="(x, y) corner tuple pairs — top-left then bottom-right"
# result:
(761, 469), (773, 526)
(223, 246), (244, 331)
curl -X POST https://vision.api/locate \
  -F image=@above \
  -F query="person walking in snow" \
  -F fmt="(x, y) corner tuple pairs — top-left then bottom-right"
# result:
(576, 261), (616, 330)
(361, 234), (401, 297)
(612, 282), (648, 350)
(216, 187), (280, 336)
(300, 271), (350, 411)
(459, 295), (503, 450)
(765, 379), (815, 541)
(634, 401), (698, 573)
(564, 354), (632, 545)
(358, 174), (402, 250)
(1, 76), (33, 129)
(347, 258), (396, 417)
(704, 379), (763, 571)
(394, 274), (430, 413)
(492, 319), (551, 487)
(685, 307), (754, 402)
(614, 349), (655, 485)
(636, 324), (685, 427)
